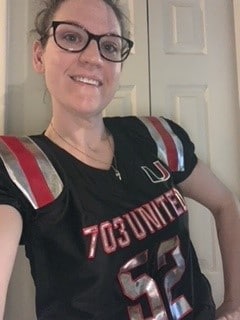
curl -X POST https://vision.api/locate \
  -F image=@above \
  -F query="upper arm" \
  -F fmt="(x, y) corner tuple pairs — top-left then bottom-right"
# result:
(178, 160), (238, 216)
(0, 205), (23, 319)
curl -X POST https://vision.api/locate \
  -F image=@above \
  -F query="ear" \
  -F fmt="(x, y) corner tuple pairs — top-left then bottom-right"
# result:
(32, 40), (45, 73)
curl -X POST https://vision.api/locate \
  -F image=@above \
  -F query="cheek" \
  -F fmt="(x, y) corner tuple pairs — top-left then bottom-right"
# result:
(43, 55), (70, 88)
(108, 65), (121, 88)
(45, 56), (66, 74)
(42, 45), (70, 74)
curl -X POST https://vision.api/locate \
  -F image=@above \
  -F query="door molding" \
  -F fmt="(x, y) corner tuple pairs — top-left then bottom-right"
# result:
(0, 0), (7, 133)
(233, 0), (240, 112)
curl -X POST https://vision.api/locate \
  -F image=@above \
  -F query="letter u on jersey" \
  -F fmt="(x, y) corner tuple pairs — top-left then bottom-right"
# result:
(141, 160), (170, 183)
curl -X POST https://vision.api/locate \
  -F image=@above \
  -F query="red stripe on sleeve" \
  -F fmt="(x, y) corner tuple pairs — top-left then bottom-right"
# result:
(0, 136), (54, 207)
(148, 117), (178, 171)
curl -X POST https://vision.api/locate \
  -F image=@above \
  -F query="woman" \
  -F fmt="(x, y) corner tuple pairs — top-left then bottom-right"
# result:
(0, 0), (240, 319)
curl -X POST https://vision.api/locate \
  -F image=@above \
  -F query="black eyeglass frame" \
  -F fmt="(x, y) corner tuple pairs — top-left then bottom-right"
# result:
(48, 21), (134, 63)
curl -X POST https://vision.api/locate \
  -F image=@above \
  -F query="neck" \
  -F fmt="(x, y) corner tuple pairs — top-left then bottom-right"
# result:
(45, 117), (113, 168)
(45, 115), (107, 151)
(45, 118), (122, 180)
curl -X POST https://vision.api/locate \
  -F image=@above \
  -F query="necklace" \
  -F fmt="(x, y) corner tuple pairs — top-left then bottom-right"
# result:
(49, 122), (122, 180)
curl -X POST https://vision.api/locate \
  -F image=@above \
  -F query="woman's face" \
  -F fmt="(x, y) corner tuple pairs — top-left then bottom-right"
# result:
(33, 0), (122, 119)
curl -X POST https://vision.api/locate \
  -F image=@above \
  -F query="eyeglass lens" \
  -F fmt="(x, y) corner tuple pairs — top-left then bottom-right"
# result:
(53, 23), (131, 62)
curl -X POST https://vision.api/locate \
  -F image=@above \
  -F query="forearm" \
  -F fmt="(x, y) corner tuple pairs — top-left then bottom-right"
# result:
(213, 193), (240, 303)
(178, 161), (240, 318)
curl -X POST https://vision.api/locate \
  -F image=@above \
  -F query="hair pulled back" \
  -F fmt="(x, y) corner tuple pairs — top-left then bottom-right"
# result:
(34, 0), (130, 47)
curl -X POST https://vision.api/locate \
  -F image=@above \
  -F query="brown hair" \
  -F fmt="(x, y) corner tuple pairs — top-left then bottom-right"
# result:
(34, 0), (130, 47)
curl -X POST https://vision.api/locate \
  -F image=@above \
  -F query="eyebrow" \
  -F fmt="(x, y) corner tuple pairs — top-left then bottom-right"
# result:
(56, 20), (85, 29)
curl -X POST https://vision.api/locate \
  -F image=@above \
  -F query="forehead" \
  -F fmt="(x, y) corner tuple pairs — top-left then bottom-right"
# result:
(53, 0), (121, 34)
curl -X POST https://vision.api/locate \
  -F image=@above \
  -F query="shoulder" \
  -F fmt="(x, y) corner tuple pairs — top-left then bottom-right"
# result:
(104, 115), (190, 139)
(0, 135), (63, 209)
(105, 115), (195, 161)
(105, 116), (198, 183)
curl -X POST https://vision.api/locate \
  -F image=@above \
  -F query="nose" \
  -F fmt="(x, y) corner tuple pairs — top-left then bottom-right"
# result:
(77, 39), (103, 66)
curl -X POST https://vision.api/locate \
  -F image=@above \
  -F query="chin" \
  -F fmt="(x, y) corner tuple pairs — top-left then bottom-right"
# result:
(70, 103), (104, 118)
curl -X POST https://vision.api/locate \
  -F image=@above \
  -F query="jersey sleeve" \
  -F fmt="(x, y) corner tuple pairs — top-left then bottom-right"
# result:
(162, 117), (198, 184)
(0, 135), (64, 244)
(137, 116), (198, 184)
(115, 116), (197, 185)
(0, 159), (32, 244)
(0, 163), (26, 211)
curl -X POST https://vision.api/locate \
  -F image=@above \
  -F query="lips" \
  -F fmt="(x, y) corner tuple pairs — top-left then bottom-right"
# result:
(70, 75), (102, 87)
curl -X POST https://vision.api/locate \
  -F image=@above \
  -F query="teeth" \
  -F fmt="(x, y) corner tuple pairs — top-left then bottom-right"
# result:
(72, 76), (100, 86)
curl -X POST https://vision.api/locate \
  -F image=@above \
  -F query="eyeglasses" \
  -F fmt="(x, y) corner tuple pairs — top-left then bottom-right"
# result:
(49, 21), (134, 63)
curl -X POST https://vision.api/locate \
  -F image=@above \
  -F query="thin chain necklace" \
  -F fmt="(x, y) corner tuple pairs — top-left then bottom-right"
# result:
(49, 122), (122, 180)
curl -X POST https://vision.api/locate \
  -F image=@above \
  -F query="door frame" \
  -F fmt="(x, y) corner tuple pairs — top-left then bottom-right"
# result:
(0, 0), (7, 134)
(233, 0), (240, 113)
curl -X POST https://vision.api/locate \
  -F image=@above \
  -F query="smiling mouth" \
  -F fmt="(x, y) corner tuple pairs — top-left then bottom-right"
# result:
(70, 76), (102, 87)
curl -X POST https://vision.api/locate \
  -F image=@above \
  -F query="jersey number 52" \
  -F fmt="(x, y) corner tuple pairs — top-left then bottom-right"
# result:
(118, 236), (192, 320)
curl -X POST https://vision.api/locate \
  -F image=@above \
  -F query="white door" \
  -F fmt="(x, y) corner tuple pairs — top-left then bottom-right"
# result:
(3, 0), (240, 319)
(148, 0), (240, 306)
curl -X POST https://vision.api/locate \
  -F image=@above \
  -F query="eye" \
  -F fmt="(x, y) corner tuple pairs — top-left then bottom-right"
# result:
(101, 37), (122, 56)
(102, 42), (119, 53)
(55, 25), (87, 48)
(62, 32), (82, 44)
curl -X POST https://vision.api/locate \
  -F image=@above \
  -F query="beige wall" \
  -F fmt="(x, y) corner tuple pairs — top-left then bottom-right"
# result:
(4, 0), (50, 137)
(0, 0), (7, 133)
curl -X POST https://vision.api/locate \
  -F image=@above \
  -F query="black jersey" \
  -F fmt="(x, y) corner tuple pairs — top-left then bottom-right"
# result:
(0, 117), (215, 320)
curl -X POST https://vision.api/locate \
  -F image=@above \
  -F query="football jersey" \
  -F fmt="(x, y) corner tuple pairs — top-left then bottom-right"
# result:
(0, 116), (215, 320)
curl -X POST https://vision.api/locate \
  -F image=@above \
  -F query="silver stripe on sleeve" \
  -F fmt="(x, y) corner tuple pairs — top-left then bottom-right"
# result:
(21, 137), (63, 200)
(139, 117), (184, 171)
(139, 117), (169, 166)
(158, 118), (184, 171)
(0, 137), (63, 209)
(0, 140), (38, 208)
